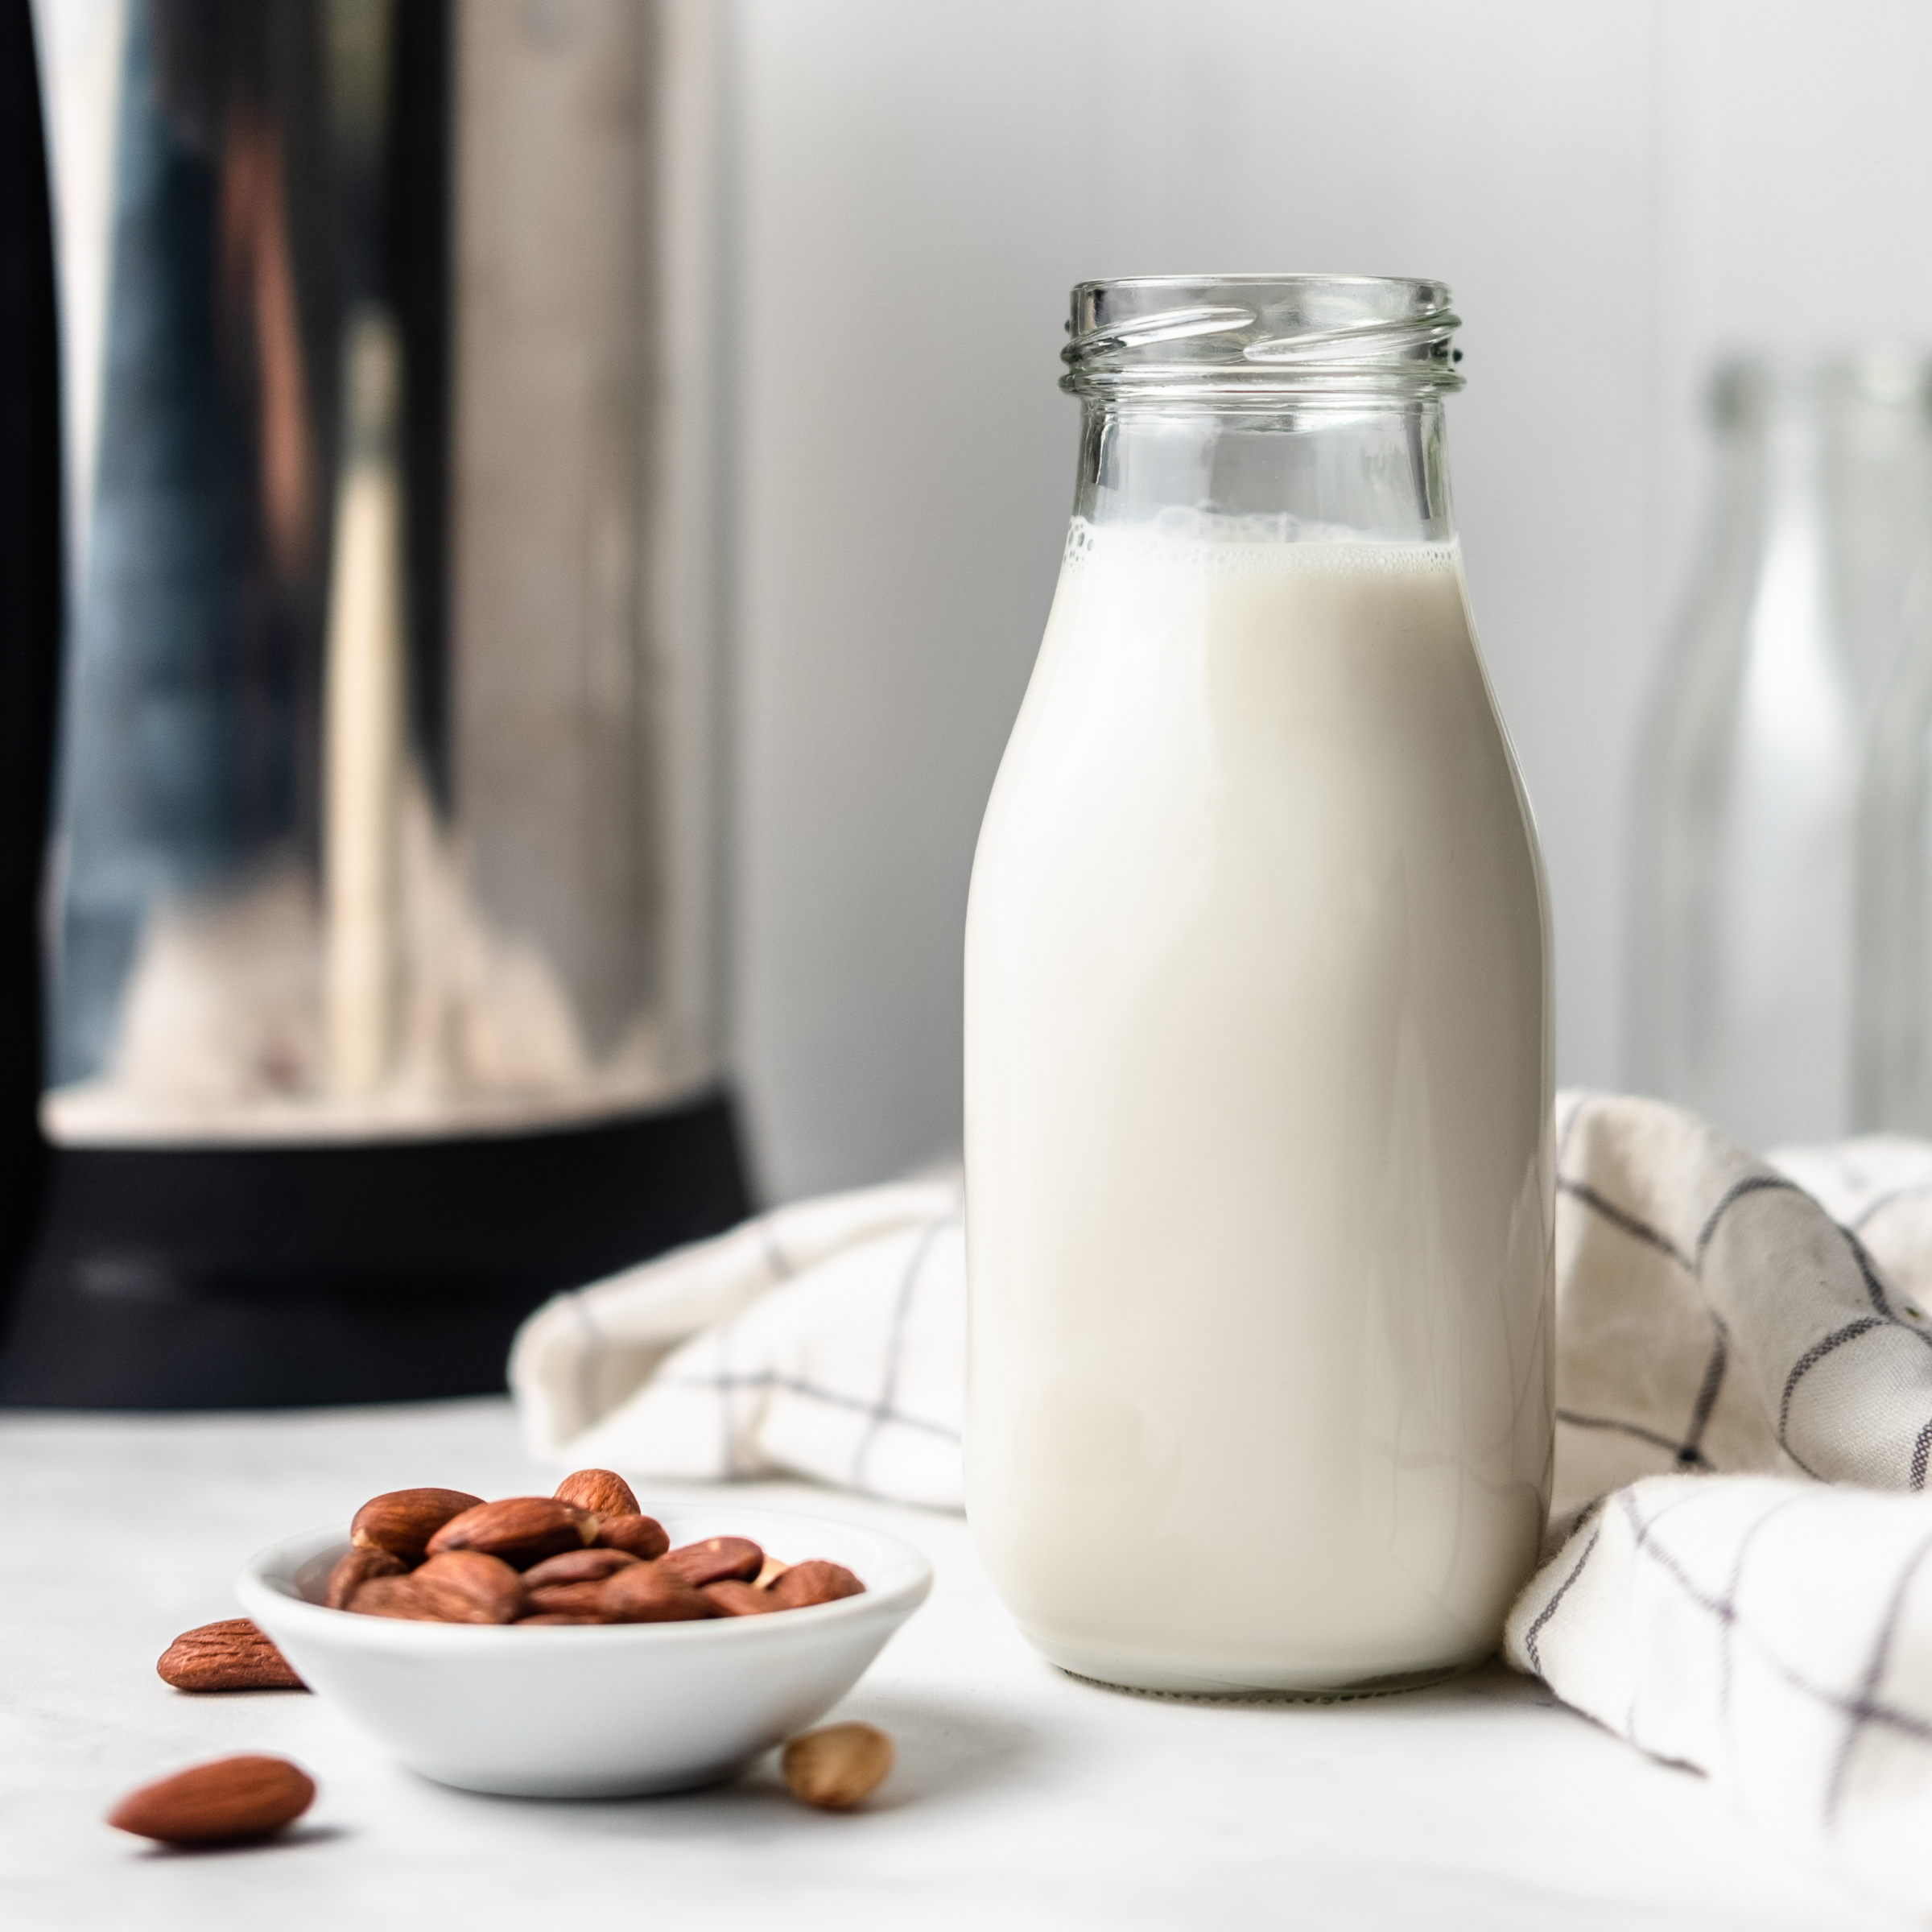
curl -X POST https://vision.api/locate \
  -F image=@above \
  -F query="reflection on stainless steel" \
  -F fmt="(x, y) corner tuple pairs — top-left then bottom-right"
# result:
(322, 303), (404, 1096)
(38, 0), (723, 1143)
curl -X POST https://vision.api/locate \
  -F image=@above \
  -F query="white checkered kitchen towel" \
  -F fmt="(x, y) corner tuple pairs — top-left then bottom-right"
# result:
(1508, 1092), (1932, 1918)
(510, 1176), (966, 1510)
(510, 1092), (1932, 1916)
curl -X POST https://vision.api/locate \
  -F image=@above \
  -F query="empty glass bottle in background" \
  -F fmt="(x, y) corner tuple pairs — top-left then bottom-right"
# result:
(1629, 353), (1932, 1152)
(1825, 351), (1932, 697)
(1854, 360), (1932, 1131)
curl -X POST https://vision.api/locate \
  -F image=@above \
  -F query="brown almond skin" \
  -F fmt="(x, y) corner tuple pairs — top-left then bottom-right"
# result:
(522, 1547), (640, 1588)
(108, 1754), (316, 1845)
(768, 1560), (865, 1609)
(524, 1579), (610, 1619)
(156, 1619), (306, 1693)
(349, 1575), (447, 1622)
(663, 1536), (764, 1587)
(782, 1724), (894, 1810)
(515, 1612), (602, 1625)
(350, 1488), (482, 1561)
(594, 1513), (671, 1560)
(426, 1496), (597, 1570)
(411, 1550), (525, 1620)
(324, 1546), (406, 1611)
(597, 1560), (717, 1623)
(350, 1552), (522, 1624)
(703, 1579), (781, 1617)
(554, 1468), (640, 1518)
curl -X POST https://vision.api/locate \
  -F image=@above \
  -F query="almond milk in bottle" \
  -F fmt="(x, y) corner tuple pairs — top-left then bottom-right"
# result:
(964, 277), (1552, 1693)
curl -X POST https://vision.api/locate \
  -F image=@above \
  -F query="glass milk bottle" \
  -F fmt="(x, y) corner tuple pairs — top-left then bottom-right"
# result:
(964, 276), (1552, 1695)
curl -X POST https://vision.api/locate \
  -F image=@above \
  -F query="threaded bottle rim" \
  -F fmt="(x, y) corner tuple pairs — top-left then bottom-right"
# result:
(1062, 275), (1463, 402)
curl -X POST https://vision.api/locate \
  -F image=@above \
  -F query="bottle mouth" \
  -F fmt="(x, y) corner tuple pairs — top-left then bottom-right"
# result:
(1062, 275), (1463, 402)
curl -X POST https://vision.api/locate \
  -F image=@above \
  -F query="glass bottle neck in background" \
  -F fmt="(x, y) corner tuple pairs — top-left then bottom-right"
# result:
(1823, 351), (1932, 704)
(1695, 355), (1932, 712)
(1071, 397), (1455, 545)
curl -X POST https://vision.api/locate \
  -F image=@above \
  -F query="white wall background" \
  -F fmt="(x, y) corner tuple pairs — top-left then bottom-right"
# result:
(725, 0), (1932, 1203)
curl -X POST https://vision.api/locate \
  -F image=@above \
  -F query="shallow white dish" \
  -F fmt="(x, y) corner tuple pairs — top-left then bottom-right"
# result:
(237, 1505), (932, 1798)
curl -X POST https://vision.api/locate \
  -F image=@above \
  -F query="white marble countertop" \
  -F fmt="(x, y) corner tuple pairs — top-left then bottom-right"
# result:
(0, 1397), (1914, 1931)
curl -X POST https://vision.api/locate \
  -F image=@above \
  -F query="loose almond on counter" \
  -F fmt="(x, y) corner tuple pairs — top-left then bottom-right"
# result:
(425, 1496), (597, 1569)
(663, 1536), (764, 1587)
(350, 1488), (482, 1561)
(554, 1468), (640, 1517)
(108, 1754), (316, 1845)
(781, 1724), (894, 1810)
(156, 1620), (307, 1693)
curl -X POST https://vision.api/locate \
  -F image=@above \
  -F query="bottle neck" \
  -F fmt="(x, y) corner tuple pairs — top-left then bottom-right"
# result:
(1073, 397), (1455, 543)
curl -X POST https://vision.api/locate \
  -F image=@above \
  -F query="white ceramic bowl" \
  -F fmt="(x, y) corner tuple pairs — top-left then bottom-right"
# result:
(237, 1505), (931, 1798)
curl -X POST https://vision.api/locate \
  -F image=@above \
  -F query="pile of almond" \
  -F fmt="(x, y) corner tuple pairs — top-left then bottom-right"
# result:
(323, 1468), (864, 1627)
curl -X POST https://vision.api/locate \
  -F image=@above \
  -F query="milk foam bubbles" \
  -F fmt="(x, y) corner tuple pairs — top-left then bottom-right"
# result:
(964, 519), (1551, 1694)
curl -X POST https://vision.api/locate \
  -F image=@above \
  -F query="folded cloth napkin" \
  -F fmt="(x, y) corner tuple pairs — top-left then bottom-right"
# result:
(510, 1176), (966, 1509)
(1508, 1092), (1932, 1917)
(510, 1091), (1932, 1913)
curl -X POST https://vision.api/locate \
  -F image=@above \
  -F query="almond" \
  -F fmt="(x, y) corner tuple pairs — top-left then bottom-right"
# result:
(768, 1559), (865, 1609)
(594, 1513), (671, 1560)
(554, 1468), (640, 1517)
(349, 1575), (443, 1621)
(324, 1545), (406, 1610)
(351, 1550), (523, 1624)
(597, 1560), (717, 1623)
(426, 1496), (597, 1570)
(781, 1724), (894, 1810)
(412, 1550), (525, 1620)
(522, 1547), (641, 1588)
(754, 1554), (791, 1590)
(703, 1579), (780, 1617)
(108, 1754), (316, 1844)
(350, 1488), (482, 1561)
(663, 1535), (763, 1587)
(515, 1612), (602, 1624)
(524, 1579), (610, 1619)
(156, 1620), (306, 1692)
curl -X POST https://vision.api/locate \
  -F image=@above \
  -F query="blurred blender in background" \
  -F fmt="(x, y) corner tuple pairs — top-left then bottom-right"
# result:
(5, 0), (744, 1408)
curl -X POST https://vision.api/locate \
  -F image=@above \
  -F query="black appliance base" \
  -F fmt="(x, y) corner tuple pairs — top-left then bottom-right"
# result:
(0, 1092), (749, 1410)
